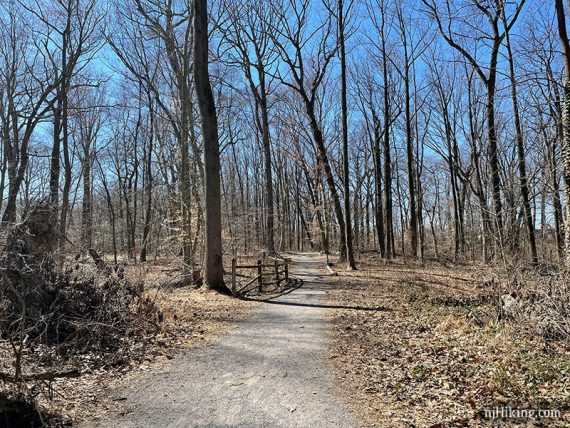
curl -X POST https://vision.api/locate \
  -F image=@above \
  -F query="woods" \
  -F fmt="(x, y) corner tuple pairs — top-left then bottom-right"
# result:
(3, 0), (570, 425)
(0, 0), (567, 270)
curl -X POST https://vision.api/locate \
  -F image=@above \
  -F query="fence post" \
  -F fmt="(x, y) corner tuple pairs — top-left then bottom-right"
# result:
(274, 260), (279, 285)
(285, 263), (289, 284)
(257, 259), (262, 293)
(231, 258), (237, 296)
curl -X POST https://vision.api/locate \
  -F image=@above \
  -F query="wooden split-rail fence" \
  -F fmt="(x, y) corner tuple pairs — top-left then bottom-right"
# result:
(230, 258), (290, 296)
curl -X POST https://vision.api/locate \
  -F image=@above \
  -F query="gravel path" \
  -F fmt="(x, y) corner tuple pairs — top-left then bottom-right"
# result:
(83, 253), (359, 428)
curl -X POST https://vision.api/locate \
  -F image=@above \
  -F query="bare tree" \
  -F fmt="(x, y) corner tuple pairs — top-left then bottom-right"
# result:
(109, 0), (199, 272)
(70, 84), (106, 251)
(269, 0), (348, 262)
(335, 0), (357, 269)
(194, 0), (225, 289)
(219, 0), (278, 255)
(422, 0), (525, 260)
(501, 5), (537, 264)
(0, 4), (62, 224)
(555, 0), (570, 266)
(367, 0), (397, 258)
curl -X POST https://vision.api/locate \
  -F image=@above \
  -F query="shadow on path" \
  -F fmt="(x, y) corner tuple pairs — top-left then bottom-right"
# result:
(84, 252), (362, 428)
(241, 256), (392, 312)
(257, 299), (392, 312)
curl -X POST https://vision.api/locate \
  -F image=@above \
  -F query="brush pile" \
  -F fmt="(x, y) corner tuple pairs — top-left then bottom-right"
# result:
(0, 205), (163, 426)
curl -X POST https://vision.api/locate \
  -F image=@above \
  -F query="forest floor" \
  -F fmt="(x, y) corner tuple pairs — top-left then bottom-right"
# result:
(8, 253), (568, 426)
(326, 254), (570, 427)
(80, 253), (359, 427)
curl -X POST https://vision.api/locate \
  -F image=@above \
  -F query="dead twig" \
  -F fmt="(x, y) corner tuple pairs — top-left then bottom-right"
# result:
(0, 369), (81, 383)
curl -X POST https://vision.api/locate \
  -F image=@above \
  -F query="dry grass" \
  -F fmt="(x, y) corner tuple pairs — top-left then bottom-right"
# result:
(325, 254), (570, 427)
(151, 286), (257, 348)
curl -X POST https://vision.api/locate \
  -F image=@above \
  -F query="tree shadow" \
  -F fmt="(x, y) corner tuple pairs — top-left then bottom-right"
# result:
(240, 279), (392, 312)
(257, 299), (392, 312)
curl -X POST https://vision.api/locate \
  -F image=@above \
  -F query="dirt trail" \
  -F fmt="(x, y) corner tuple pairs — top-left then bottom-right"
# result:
(83, 253), (359, 428)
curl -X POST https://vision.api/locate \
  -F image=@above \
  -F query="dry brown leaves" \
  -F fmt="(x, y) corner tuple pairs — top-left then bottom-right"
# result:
(326, 255), (570, 428)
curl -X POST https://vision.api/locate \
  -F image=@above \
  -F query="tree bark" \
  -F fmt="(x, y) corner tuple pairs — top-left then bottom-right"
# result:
(193, 0), (225, 290)
(555, 0), (570, 267)
(338, 0), (356, 269)
(503, 14), (538, 264)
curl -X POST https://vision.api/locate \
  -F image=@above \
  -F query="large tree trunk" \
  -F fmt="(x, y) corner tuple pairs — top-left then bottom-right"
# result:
(300, 158), (328, 252)
(548, 65), (565, 262)
(260, 92), (275, 255)
(3, 118), (32, 224)
(371, 113), (386, 257)
(556, 1), (570, 262)
(140, 98), (155, 262)
(466, 71), (491, 262)
(338, 0), (356, 269)
(555, 0), (570, 267)
(484, 17), (509, 259)
(442, 99), (461, 260)
(306, 105), (347, 262)
(380, 12), (394, 259)
(398, 12), (418, 260)
(485, 72), (504, 256)
(503, 19), (537, 264)
(193, 0), (225, 290)
(383, 81), (394, 259)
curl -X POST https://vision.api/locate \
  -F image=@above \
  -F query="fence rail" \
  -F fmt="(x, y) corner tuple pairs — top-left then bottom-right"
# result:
(231, 258), (289, 296)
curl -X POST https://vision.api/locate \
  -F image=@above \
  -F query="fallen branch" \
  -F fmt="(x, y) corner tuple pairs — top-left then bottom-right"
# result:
(326, 265), (338, 276)
(0, 369), (81, 383)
